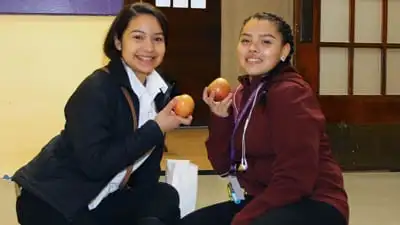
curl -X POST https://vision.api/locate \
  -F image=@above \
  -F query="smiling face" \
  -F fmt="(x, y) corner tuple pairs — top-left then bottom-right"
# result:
(237, 18), (290, 76)
(114, 14), (166, 79)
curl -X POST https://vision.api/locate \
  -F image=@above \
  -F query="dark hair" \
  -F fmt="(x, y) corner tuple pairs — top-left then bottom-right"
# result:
(103, 2), (168, 60)
(240, 12), (295, 63)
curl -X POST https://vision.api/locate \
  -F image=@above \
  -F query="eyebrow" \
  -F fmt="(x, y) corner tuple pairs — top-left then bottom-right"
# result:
(240, 33), (276, 39)
(130, 29), (164, 36)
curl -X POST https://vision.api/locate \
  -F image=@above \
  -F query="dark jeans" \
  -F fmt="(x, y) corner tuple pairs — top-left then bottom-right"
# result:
(16, 182), (180, 225)
(180, 198), (346, 225)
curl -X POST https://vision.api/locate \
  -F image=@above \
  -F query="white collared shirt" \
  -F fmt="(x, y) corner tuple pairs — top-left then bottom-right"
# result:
(88, 61), (168, 210)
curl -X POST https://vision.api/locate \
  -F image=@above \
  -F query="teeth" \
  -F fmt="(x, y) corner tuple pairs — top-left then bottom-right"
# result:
(247, 58), (261, 63)
(137, 56), (153, 61)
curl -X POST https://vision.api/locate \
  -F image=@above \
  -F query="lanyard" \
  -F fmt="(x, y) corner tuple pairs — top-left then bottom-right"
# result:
(229, 82), (265, 173)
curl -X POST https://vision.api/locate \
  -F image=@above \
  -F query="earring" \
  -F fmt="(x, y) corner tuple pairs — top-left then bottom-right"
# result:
(280, 56), (286, 62)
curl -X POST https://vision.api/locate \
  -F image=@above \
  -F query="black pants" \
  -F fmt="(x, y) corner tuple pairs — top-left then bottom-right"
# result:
(180, 198), (346, 225)
(16, 182), (180, 225)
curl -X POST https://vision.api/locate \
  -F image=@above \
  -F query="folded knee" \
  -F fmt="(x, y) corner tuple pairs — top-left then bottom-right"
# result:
(156, 182), (179, 206)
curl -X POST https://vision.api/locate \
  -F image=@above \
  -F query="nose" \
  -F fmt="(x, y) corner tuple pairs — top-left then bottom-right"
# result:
(248, 42), (259, 52)
(143, 37), (155, 52)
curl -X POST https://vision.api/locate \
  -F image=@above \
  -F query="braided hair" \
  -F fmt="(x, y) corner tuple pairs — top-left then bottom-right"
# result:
(240, 12), (295, 63)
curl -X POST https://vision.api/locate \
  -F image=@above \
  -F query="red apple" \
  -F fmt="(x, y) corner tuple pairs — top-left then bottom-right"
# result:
(174, 94), (195, 118)
(207, 77), (231, 101)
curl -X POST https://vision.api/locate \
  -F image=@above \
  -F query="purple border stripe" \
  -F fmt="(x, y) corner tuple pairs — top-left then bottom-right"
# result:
(0, 0), (124, 15)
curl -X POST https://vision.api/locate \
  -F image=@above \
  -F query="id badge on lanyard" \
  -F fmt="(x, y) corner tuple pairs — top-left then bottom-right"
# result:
(226, 82), (264, 204)
(227, 175), (245, 203)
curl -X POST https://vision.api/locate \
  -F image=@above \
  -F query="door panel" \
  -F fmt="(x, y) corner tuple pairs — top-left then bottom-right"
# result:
(348, 125), (383, 170)
(326, 123), (354, 169)
(294, 0), (400, 170)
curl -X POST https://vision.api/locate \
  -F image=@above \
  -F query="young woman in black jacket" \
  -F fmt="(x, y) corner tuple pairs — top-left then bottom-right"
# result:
(12, 3), (191, 225)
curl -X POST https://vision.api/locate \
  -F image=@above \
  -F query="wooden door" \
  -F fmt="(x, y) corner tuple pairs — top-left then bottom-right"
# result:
(125, 0), (221, 126)
(294, 0), (400, 171)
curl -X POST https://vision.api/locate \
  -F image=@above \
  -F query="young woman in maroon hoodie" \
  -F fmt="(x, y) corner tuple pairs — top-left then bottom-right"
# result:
(180, 12), (349, 225)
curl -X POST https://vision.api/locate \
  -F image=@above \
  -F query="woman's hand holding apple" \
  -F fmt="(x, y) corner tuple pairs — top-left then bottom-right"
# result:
(203, 78), (233, 118)
(155, 96), (193, 133)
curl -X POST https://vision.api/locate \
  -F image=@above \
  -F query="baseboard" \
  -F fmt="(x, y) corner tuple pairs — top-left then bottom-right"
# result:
(160, 170), (217, 176)
(178, 125), (208, 129)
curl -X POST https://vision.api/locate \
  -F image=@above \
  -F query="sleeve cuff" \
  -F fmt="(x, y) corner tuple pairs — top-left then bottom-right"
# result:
(139, 119), (165, 147)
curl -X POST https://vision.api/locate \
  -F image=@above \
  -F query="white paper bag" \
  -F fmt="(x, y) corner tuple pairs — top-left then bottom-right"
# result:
(165, 159), (198, 217)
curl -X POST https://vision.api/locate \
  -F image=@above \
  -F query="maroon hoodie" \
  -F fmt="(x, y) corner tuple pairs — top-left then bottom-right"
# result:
(205, 64), (349, 225)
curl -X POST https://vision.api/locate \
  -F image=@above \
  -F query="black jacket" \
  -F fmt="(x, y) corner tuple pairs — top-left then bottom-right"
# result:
(12, 58), (175, 221)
